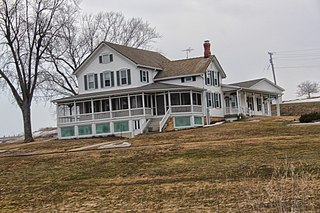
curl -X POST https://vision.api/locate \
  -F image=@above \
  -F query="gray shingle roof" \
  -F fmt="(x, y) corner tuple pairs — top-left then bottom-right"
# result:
(106, 42), (170, 69)
(229, 78), (265, 88)
(53, 83), (203, 103)
(155, 56), (214, 79)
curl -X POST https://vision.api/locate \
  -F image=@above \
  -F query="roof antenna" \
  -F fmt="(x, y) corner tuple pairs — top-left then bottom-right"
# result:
(182, 47), (194, 59)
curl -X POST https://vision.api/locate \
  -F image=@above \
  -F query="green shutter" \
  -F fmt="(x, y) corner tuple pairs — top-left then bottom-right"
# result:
(127, 69), (131, 85)
(84, 75), (88, 90)
(100, 73), (104, 88)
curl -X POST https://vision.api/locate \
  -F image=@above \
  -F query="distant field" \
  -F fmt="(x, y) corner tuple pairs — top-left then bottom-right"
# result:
(0, 116), (320, 212)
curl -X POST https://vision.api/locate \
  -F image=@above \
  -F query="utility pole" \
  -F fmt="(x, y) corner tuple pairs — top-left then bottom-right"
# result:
(182, 47), (194, 59)
(268, 52), (277, 85)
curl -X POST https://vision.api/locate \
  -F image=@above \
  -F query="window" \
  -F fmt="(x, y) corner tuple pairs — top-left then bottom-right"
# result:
(112, 97), (128, 110)
(181, 93), (191, 105)
(140, 70), (149, 83)
(206, 71), (211, 85)
(93, 100), (101, 112)
(205, 70), (220, 86)
(96, 123), (110, 134)
(133, 120), (140, 130)
(116, 69), (131, 86)
(171, 93), (191, 106)
(130, 95), (143, 109)
(207, 92), (221, 108)
(84, 74), (98, 90)
(247, 97), (254, 110)
(192, 93), (202, 105)
(61, 126), (75, 137)
(171, 93), (180, 105)
(99, 54), (113, 64)
(144, 95), (152, 107)
(114, 121), (129, 132)
(214, 71), (220, 86)
(181, 76), (196, 83)
(174, 116), (191, 127)
(78, 125), (92, 136)
(206, 92), (213, 107)
(101, 99), (110, 112)
(100, 71), (114, 88)
(194, 116), (203, 125)
(257, 98), (262, 111)
(214, 93), (221, 108)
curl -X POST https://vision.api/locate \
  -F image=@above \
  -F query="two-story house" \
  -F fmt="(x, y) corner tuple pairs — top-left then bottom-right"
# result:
(53, 41), (284, 139)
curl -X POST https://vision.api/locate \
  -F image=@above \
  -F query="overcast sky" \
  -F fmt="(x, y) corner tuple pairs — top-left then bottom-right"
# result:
(1, 0), (320, 136)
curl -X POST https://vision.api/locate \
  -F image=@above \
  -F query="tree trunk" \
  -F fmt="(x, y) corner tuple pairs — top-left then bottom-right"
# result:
(21, 103), (34, 143)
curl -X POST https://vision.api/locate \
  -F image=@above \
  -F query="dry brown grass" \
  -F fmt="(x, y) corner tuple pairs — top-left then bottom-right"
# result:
(0, 116), (320, 212)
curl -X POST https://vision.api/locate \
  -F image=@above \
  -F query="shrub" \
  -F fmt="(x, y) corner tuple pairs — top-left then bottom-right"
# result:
(299, 112), (320, 123)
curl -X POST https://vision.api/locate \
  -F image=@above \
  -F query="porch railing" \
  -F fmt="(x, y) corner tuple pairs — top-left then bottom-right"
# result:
(159, 108), (171, 132)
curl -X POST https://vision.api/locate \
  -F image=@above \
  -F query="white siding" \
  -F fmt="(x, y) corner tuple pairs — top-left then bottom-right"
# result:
(250, 80), (283, 94)
(77, 45), (157, 95)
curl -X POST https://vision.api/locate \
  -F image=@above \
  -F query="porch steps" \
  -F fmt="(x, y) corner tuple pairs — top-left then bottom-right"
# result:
(147, 118), (162, 132)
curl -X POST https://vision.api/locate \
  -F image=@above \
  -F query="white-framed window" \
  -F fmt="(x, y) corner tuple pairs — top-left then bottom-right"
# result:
(256, 97), (262, 111)
(206, 92), (213, 107)
(101, 71), (115, 88)
(207, 92), (221, 108)
(247, 97), (254, 110)
(213, 71), (220, 86)
(192, 92), (202, 105)
(84, 73), (97, 90)
(104, 72), (111, 87)
(116, 69), (131, 86)
(205, 70), (220, 86)
(88, 74), (95, 89)
(133, 120), (140, 130)
(140, 70), (149, 83)
(181, 76), (196, 83)
(99, 53), (113, 64)
(214, 93), (221, 108)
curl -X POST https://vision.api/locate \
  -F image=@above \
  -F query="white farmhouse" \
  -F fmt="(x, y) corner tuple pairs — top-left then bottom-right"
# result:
(53, 41), (284, 139)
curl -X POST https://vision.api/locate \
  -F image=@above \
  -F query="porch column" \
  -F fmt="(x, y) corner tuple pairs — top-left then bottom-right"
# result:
(168, 91), (171, 110)
(142, 92), (146, 116)
(128, 94), (131, 117)
(236, 90), (241, 115)
(252, 93), (256, 116)
(73, 101), (77, 122)
(91, 99), (94, 120)
(190, 90), (193, 113)
(276, 94), (281, 116)
(261, 94), (265, 116)
(244, 91), (247, 115)
(109, 97), (113, 118)
(267, 95), (271, 116)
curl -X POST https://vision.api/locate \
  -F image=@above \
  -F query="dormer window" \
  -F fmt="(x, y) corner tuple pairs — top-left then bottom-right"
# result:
(99, 53), (113, 64)
(181, 76), (196, 83)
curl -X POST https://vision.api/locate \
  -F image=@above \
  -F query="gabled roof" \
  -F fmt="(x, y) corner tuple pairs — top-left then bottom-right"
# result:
(229, 78), (265, 88)
(228, 78), (285, 91)
(53, 83), (203, 103)
(155, 55), (226, 79)
(106, 42), (170, 69)
(73, 42), (227, 79)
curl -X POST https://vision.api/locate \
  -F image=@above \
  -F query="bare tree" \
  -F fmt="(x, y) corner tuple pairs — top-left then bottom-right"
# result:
(41, 11), (161, 97)
(0, 0), (79, 142)
(297, 81), (319, 98)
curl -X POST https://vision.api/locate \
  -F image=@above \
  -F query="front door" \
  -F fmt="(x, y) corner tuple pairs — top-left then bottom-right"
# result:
(156, 95), (165, 115)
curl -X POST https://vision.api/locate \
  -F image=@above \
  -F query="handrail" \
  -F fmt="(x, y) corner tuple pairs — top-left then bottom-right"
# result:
(141, 119), (151, 134)
(159, 108), (171, 132)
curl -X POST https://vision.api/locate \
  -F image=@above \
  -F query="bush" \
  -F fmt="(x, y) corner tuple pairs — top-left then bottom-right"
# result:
(299, 112), (320, 123)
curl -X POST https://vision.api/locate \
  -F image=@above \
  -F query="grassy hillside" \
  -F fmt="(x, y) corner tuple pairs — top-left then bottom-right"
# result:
(0, 117), (320, 212)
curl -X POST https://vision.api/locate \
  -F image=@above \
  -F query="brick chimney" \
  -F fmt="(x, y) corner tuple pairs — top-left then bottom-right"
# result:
(203, 40), (211, 58)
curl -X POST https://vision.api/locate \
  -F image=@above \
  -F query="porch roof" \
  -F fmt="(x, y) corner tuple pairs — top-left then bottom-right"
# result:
(222, 84), (282, 96)
(53, 83), (203, 103)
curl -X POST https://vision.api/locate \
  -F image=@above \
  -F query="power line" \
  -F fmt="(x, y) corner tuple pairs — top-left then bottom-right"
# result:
(276, 65), (320, 69)
(273, 48), (320, 53)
